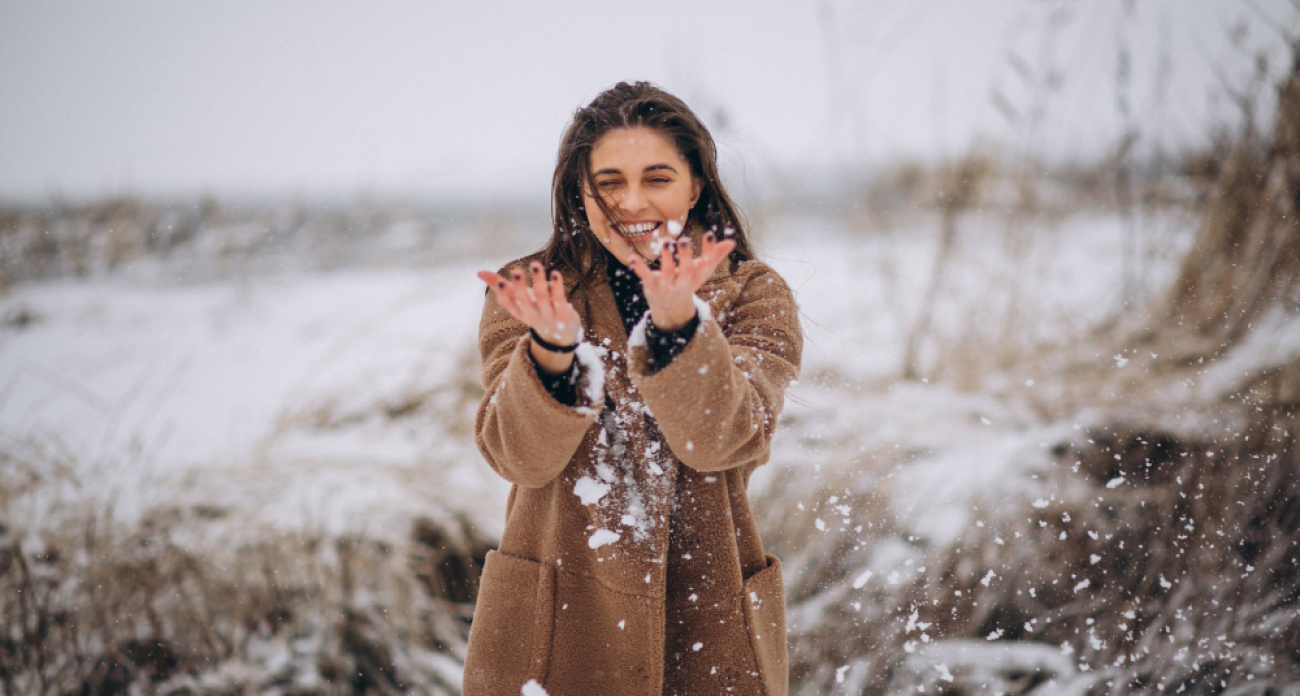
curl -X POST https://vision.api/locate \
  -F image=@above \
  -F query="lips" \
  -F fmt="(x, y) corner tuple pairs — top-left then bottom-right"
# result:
(616, 221), (661, 240)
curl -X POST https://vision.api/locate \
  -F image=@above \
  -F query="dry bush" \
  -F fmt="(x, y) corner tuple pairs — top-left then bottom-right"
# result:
(0, 497), (493, 695)
(772, 405), (1300, 695)
(897, 410), (1299, 693)
(0, 197), (530, 286)
(773, 33), (1300, 696)
(1126, 39), (1300, 369)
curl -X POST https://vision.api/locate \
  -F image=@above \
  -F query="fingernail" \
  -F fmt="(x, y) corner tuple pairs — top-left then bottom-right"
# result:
(497, 281), (505, 288)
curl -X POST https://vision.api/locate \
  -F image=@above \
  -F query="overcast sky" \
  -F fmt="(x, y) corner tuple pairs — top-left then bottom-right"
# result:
(1, 0), (1294, 203)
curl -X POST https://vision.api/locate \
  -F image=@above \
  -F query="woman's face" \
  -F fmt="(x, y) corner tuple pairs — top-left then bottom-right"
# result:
(582, 126), (702, 264)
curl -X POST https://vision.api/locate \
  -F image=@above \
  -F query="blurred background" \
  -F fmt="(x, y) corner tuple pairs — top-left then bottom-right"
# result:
(2, 1), (1299, 694)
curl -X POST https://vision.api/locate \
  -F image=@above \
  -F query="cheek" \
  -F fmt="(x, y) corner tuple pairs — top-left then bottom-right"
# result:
(580, 193), (603, 226)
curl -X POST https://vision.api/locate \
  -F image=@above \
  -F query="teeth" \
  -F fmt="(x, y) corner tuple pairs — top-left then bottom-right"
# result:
(620, 222), (658, 236)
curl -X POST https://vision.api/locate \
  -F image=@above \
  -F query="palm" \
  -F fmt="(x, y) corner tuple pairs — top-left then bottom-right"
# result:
(627, 232), (736, 331)
(478, 262), (580, 346)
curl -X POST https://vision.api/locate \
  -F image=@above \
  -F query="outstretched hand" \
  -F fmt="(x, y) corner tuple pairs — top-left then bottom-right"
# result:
(477, 261), (581, 374)
(627, 226), (736, 332)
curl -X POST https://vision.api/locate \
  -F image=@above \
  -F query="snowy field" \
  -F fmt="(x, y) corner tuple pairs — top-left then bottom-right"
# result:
(7, 194), (1296, 693)
(0, 202), (1189, 543)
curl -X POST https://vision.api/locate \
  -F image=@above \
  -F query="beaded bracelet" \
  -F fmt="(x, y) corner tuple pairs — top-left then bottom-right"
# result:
(530, 328), (579, 354)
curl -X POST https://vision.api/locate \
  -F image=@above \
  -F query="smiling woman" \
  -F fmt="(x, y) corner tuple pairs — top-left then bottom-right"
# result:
(466, 82), (802, 695)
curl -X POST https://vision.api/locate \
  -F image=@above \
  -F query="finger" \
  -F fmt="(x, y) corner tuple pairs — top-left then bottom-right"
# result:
(626, 255), (655, 283)
(673, 237), (695, 275)
(690, 238), (735, 286)
(504, 269), (538, 314)
(479, 270), (519, 310)
(502, 268), (526, 305)
(713, 238), (737, 259)
(529, 262), (549, 302)
(529, 262), (551, 310)
(700, 231), (716, 258)
(548, 270), (567, 309)
(477, 270), (505, 287)
(660, 239), (680, 276)
(547, 270), (577, 335)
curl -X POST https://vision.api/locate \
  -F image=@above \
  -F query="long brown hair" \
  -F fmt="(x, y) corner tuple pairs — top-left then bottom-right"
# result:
(539, 82), (755, 287)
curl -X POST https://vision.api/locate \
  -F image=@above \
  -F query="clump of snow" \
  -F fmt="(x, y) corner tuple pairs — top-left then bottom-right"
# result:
(627, 312), (651, 349)
(573, 476), (611, 506)
(690, 294), (713, 322)
(587, 528), (620, 549)
(573, 341), (606, 415)
(521, 679), (549, 696)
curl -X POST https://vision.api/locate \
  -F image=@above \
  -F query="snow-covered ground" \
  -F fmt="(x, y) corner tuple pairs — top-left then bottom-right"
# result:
(7, 197), (1251, 693)
(0, 204), (1188, 545)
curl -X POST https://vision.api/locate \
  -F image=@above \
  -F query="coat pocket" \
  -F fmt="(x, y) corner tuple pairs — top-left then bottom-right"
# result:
(462, 550), (556, 695)
(742, 553), (788, 696)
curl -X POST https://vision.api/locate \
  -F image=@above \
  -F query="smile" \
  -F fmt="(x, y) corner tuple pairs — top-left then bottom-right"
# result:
(616, 221), (661, 240)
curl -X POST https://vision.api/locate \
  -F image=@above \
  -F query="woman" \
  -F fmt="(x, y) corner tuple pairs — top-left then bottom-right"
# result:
(466, 82), (801, 696)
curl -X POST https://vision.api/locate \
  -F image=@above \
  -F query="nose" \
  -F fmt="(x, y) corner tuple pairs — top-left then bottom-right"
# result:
(617, 183), (648, 214)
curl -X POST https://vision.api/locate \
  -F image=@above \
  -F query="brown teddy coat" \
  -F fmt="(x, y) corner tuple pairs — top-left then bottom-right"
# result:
(464, 255), (801, 696)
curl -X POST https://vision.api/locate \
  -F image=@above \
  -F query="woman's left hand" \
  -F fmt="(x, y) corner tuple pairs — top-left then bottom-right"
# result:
(627, 230), (736, 332)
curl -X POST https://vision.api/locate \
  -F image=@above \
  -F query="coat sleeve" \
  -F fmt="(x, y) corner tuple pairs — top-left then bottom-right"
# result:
(627, 262), (802, 473)
(474, 288), (603, 488)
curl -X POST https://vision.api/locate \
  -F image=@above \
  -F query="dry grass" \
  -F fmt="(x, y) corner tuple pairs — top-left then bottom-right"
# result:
(0, 499), (493, 695)
(766, 404), (1300, 695)
(0, 197), (542, 289)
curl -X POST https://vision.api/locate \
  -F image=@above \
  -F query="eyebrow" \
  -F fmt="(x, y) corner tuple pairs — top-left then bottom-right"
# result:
(593, 163), (679, 176)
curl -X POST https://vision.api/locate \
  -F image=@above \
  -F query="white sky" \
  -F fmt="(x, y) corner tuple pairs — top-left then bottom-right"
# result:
(1, 0), (1294, 202)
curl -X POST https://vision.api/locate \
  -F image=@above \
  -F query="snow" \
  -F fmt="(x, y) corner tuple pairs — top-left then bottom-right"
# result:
(572, 340), (606, 414)
(520, 679), (549, 696)
(5, 190), (1296, 691)
(573, 476), (611, 506)
(587, 528), (620, 549)
(0, 261), (507, 540)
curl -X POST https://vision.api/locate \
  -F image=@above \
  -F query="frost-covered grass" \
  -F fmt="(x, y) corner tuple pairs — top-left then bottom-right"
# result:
(2, 189), (1296, 694)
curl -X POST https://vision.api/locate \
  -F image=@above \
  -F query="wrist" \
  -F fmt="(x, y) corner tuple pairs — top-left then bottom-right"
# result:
(530, 327), (578, 354)
(530, 340), (576, 375)
(650, 305), (696, 332)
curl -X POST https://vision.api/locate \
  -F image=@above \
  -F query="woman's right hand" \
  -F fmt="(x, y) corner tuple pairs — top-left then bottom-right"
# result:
(478, 262), (581, 375)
